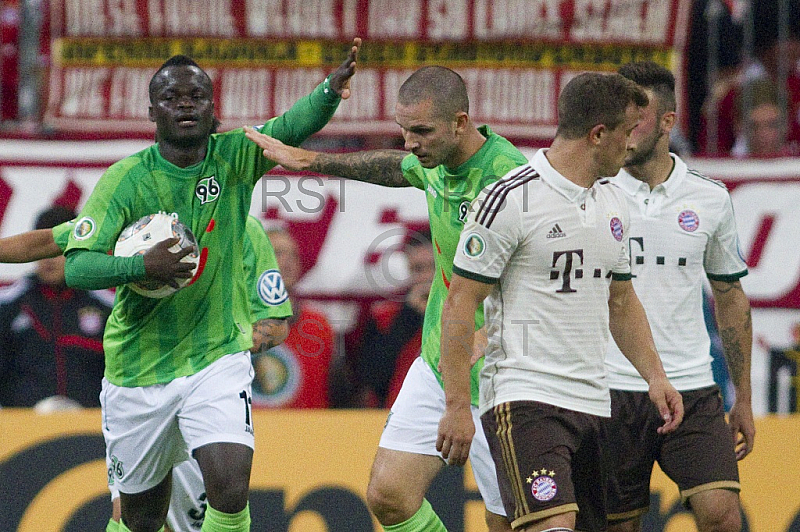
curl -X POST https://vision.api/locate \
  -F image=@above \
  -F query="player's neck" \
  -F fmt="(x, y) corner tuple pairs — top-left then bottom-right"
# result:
(158, 140), (209, 168)
(546, 139), (599, 188)
(450, 126), (487, 169)
(626, 150), (673, 190)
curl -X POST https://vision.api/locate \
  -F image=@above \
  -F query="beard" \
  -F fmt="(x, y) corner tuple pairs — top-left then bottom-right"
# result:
(626, 130), (663, 167)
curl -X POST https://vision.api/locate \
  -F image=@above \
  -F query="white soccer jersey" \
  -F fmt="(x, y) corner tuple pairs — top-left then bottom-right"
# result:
(606, 154), (748, 391)
(453, 149), (631, 417)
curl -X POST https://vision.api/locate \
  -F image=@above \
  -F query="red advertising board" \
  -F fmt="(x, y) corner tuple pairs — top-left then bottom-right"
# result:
(43, 0), (691, 138)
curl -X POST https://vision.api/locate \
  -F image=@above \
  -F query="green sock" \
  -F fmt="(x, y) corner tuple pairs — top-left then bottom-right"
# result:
(118, 520), (164, 532)
(384, 499), (447, 532)
(201, 503), (251, 532)
(105, 518), (118, 532)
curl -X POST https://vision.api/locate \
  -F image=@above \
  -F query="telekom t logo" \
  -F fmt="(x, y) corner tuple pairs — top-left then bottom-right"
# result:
(550, 249), (584, 293)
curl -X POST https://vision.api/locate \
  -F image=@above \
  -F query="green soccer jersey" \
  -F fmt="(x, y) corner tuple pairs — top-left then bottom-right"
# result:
(65, 80), (340, 387)
(52, 220), (74, 252)
(401, 125), (527, 405)
(243, 215), (292, 324)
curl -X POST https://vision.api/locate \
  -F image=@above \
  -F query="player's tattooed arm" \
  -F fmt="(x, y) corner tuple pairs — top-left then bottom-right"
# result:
(244, 126), (410, 187)
(710, 280), (752, 389)
(309, 150), (409, 187)
(709, 278), (755, 459)
(252, 318), (290, 352)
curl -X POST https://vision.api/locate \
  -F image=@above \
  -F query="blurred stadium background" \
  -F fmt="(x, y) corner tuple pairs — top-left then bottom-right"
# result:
(2, 1), (800, 530)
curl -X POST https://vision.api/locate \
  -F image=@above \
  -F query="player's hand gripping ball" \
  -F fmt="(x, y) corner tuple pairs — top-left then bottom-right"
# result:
(114, 213), (199, 298)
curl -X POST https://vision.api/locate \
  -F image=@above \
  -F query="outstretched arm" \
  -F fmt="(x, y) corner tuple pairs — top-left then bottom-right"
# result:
(609, 279), (684, 434)
(0, 229), (62, 263)
(710, 278), (755, 460)
(261, 38), (361, 148)
(244, 127), (409, 187)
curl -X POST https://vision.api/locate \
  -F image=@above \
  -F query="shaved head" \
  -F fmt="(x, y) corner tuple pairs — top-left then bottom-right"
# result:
(398, 66), (469, 120)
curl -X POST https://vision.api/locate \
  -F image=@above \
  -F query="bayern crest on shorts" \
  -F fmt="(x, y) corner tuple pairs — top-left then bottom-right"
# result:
(678, 210), (700, 232)
(531, 474), (558, 501)
(609, 217), (624, 241)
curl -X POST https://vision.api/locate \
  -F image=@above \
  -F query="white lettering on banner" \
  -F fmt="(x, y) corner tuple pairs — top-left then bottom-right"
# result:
(162, 0), (235, 37)
(462, 69), (556, 123)
(60, 69), (110, 117)
(220, 70), (272, 120)
(368, 0), (420, 38)
(730, 182), (800, 301)
(331, 69), (382, 120)
(245, 0), (337, 37)
(473, 0), (562, 40)
(427, 0), (469, 40)
(108, 69), (151, 119)
(342, 0), (359, 37)
(272, 69), (326, 115)
(570, 0), (670, 44)
(64, 0), (141, 36)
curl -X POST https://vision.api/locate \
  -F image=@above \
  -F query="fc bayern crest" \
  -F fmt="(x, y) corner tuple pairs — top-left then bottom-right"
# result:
(258, 269), (289, 306)
(609, 217), (624, 241)
(678, 210), (700, 232)
(531, 475), (558, 501)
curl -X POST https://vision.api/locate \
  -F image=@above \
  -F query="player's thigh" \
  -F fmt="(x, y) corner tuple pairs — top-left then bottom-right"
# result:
(603, 390), (662, 522)
(688, 488), (742, 530)
(369, 447), (444, 499)
(480, 401), (603, 531)
(659, 387), (740, 501)
(167, 458), (207, 531)
(468, 403), (506, 518)
(179, 352), (256, 452)
(101, 378), (189, 495)
(377, 357), (448, 458)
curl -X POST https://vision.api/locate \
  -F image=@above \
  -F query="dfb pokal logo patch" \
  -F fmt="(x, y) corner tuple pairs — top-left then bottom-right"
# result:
(678, 210), (700, 232)
(463, 233), (486, 259)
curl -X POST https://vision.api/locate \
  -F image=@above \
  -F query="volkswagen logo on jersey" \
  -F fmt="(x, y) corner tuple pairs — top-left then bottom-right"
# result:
(258, 269), (289, 306)
(678, 210), (700, 232)
(609, 217), (624, 241)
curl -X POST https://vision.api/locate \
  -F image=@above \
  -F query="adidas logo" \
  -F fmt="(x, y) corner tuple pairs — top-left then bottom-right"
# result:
(546, 224), (566, 239)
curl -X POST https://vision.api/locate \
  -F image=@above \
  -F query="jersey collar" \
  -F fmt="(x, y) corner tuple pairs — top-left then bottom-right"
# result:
(531, 148), (595, 202)
(613, 154), (687, 197)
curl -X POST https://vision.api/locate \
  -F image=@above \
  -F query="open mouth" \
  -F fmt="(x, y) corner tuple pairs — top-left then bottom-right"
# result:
(177, 117), (199, 127)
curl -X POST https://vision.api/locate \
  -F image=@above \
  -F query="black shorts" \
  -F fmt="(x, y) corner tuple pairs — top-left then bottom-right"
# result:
(481, 401), (607, 532)
(601, 386), (740, 523)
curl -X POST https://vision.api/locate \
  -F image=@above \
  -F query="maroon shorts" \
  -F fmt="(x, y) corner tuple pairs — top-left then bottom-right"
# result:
(481, 401), (607, 531)
(602, 386), (740, 523)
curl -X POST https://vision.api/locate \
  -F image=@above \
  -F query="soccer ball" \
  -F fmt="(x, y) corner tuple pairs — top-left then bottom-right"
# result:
(114, 213), (200, 298)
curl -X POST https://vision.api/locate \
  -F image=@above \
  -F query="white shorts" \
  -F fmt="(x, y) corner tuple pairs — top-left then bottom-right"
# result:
(101, 351), (255, 494)
(109, 458), (207, 531)
(379, 357), (505, 516)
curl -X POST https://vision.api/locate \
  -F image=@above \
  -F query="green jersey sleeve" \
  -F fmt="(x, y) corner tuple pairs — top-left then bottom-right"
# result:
(52, 220), (74, 253)
(244, 216), (292, 323)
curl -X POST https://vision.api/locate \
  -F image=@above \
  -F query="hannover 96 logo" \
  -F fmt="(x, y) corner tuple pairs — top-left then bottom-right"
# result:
(196, 176), (220, 204)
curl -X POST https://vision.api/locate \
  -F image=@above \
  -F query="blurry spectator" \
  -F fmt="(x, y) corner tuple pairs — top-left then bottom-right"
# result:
(250, 224), (335, 408)
(351, 228), (434, 408)
(698, 1), (800, 155)
(732, 78), (799, 157)
(0, 206), (112, 407)
(0, 0), (20, 121)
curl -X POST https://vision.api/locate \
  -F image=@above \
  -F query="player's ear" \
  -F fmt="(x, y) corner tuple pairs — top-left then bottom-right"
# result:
(661, 111), (676, 134)
(454, 111), (469, 134)
(148, 105), (155, 123)
(589, 123), (606, 146)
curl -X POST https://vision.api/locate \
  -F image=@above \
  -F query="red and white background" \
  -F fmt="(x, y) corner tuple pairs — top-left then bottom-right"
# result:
(1, 141), (799, 416)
